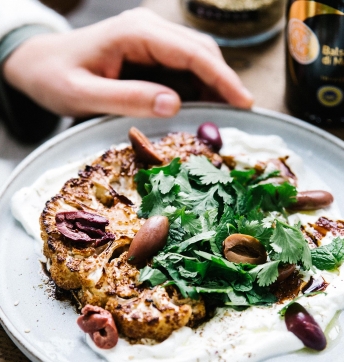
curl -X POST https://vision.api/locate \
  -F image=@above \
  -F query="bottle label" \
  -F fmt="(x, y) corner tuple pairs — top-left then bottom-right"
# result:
(287, 0), (344, 116)
(288, 18), (320, 64)
(317, 86), (343, 107)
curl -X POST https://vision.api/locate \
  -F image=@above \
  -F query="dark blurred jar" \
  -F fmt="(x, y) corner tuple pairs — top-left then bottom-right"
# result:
(285, 0), (344, 127)
(180, 0), (286, 46)
(39, 0), (84, 15)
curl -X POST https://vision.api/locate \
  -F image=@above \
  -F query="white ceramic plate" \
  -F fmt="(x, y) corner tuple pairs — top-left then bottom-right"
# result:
(1, 104), (344, 362)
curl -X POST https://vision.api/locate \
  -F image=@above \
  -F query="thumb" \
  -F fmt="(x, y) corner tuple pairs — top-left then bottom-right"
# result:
(67, 73), (181, 118)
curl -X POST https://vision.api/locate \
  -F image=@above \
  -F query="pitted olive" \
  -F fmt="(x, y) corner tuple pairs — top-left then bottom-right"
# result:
(197, 122), (223, 152)
(223, 234), (267, 264)
(276, 264), (296, 283)
(128, 127), (163, 165)
(289, 190), (333, 211)
(128, 215), (169, 265)
(285, 302), (326, 351)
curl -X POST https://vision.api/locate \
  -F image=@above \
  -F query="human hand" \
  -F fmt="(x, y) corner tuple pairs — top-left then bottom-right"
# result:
(3, 8), (253, 118)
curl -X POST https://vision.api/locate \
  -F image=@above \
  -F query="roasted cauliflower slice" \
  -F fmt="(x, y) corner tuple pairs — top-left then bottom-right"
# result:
(40, 130), (220, 341)
(106, 286), (195, 341)
(41, 165), (143, 290)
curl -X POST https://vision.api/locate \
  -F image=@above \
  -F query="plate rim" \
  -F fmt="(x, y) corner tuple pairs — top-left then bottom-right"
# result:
(1, 102), (344, 362)
(1, 103), (344, 201)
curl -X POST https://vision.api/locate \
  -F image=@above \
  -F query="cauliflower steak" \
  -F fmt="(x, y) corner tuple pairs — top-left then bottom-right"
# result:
(40, 130), (220, 341)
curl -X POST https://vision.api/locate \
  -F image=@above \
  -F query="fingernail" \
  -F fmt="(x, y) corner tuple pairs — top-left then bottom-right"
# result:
(153, 93), (178, 117)
(241, 88), (254, 108)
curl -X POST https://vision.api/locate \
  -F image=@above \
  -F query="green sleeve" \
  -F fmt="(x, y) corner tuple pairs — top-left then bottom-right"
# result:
(0, 25), (60, 144)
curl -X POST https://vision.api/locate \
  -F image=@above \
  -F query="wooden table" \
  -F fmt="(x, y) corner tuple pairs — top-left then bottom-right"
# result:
(1, 1), (344, 361)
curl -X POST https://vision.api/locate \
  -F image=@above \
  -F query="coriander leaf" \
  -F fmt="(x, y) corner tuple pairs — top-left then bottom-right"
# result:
(184, 155), (232, 185)
(217, 184), (234, 205)
(208, 237), (222, 257)
(135, 155), (303, 307)
(160, 260), (198, 299)
(249, 260), (280, 287)
(139, 266), (168, 286)
(230, 169), (256, 186)
(178, 266), (198, 279)
(151, 171), (176, 194)
(184, 259), (209, 279)
(175, 231), (216, 252)
(154, 252), (184, 264)
(200, 208), (218, 233)
(270, 220), (310, 266)
(166, 224), (186, 246)
(138, 184), (163, 218)
(249, 182), (297, 212)
(163, 207), (201, 235)
(134, 158), (181, 196)
(246, 285), (277, 305)
(138, 171), (178, 217)
(178, 208), (201, 235)
(232, 271), (253, 292)
(160, 176), (177, 194)
(232, 180), (252, 215)
(311, 237), (344, 270)
(225, 290), (249, 306)
(176, 187), (219, 216)
(194, 250), (238, 272)
(162, 206), (179, 222)
(243, 209), (274, 248)
(175, 167), (192, 193)
(215, 205), (237, 252)
(301, 241), (312, 270)
(237, 217), (260, 236)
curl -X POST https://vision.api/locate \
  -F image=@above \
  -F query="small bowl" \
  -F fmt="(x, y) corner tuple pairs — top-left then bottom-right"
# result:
(180, 0), (286, 47)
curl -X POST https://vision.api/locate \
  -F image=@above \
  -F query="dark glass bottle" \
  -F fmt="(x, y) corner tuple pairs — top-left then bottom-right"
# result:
(285, 0), (344, 126)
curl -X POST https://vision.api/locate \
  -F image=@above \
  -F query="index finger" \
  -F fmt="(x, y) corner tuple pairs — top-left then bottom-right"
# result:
(122, 23), (253, 108)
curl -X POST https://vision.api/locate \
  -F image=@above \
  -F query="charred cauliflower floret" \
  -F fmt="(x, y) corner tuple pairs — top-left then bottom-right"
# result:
(40, 130), (220, 342)
(41, 165), (143, 290)
(106, 286), (194, 341)
(155, 131), (222, 167)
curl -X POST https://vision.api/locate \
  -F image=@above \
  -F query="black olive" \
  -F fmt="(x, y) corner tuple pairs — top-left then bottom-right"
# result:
(285, 302), (326, 351)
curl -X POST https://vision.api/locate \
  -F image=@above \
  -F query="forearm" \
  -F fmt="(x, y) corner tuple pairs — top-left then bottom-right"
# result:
(0, 0), (70, 40)
(0, 0), (71, 143)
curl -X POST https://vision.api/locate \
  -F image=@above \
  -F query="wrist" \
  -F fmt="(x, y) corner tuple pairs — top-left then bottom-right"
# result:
(0, 25), (61, 143)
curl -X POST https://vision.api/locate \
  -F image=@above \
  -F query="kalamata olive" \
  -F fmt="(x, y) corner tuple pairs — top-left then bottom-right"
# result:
(285, 302), (326, 351)
(197, 122), (223, 151)
(127, 215), (169, 265)
(276, 264), (296, 283)
(289, 190), (334, 211)
(128, 127), (163, 165)
(77, 304), (118, 349)
(78, 312), (109, 333)
(91, 321), (118, 349)
(223, 234), (267, 264)
(56, 211), (115, 246)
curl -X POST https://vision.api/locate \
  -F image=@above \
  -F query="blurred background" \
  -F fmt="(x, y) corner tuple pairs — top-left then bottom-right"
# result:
(41, 0), (142, 25)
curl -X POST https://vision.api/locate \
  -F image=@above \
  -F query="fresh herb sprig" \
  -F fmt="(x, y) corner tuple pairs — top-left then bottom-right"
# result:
(311, 237), (344, 270)
(134, 156), (314, 307)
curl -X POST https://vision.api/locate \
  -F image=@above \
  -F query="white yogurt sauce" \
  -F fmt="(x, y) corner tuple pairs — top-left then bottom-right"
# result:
(11, 128), (344, 362)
